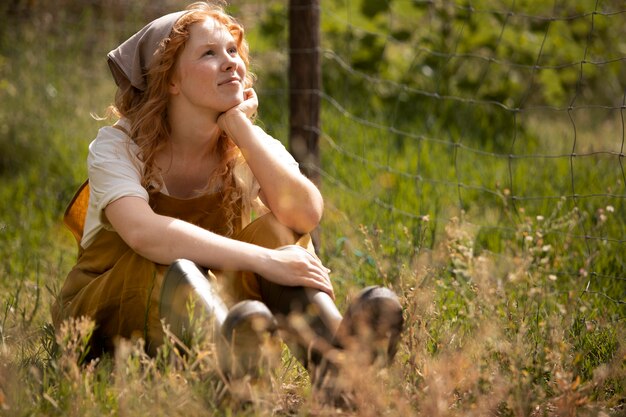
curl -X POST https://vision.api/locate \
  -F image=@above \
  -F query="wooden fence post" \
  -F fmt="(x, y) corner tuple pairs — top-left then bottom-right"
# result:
(288, 0), (320, 185)
(289, 0), (321, 248)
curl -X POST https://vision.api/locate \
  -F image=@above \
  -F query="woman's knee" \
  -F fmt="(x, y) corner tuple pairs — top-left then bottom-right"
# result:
(236, 212), (303, 248)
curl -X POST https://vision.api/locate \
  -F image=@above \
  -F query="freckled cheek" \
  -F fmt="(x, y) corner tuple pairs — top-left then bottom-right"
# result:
(186, 69), (218, 93)
(182, 60), (212, 78)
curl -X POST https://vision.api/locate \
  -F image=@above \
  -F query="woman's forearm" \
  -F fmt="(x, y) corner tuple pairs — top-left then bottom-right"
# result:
(219, 112), (324, 232)
(105, 196), (333, 296)
(106, 196), (268, 270)
(133, 215), (268, 269)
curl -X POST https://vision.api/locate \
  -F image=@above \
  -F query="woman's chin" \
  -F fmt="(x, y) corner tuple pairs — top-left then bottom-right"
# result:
(222, 95), (245, 111)
(234, 91), (246, 105)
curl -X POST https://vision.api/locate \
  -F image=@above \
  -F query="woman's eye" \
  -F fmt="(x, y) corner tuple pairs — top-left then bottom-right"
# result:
(204, 50), (215, 56)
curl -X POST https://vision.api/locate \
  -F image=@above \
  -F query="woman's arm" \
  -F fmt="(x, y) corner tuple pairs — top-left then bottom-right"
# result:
(218, 89), (323, 233)
(105, 196), (333, 297)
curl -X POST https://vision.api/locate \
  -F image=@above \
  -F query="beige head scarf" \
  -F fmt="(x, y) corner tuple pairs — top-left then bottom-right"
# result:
(107, 11), (187, 91)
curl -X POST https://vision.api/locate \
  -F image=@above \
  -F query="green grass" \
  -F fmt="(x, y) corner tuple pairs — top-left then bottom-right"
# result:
(1, 2), (624, 416)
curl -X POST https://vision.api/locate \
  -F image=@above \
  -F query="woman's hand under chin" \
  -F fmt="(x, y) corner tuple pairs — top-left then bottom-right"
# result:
(217, 88), (258, 134)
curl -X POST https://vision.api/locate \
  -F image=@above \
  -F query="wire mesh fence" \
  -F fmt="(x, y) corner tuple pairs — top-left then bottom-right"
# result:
(1, 0), (624, 316)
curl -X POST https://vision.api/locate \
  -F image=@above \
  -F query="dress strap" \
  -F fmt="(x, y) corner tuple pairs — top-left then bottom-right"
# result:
(111, 123), (130, 136)
(64, 180), (90, 244)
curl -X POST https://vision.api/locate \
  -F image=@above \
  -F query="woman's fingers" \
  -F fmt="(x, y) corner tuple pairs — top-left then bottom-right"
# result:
(307, 277), (335, 299)
(300, 261), (335, 299)
(239, 88), (258, 117)
(216, 88), (258, 129)
(270, 245), (335, 298)
(243, 88), (257, 102)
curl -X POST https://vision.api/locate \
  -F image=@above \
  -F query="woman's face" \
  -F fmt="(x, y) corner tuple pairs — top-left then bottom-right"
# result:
(169, 17), (247, 115)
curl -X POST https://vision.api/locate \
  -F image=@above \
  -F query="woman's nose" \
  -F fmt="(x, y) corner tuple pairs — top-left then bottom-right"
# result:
(222, 53), (238, 71)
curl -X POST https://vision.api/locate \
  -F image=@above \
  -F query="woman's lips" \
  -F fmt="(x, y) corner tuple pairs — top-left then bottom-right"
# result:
(219, 77), (240, 86)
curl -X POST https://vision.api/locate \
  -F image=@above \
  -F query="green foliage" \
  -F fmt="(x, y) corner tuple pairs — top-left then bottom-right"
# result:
(316, 0), (626, 152)
(360, 0), (390, 19)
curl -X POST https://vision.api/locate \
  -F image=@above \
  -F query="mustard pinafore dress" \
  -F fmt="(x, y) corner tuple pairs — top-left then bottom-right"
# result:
(52, 181), (313, 356)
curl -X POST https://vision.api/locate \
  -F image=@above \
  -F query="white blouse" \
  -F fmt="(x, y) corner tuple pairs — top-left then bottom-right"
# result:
(81, 119), (299, 248)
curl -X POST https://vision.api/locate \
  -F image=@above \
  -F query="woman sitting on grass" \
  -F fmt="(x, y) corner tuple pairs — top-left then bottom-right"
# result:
(52, 0), (402, 403)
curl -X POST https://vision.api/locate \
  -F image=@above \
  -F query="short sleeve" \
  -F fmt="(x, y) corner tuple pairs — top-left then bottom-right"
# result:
(81, 124), (148, 247)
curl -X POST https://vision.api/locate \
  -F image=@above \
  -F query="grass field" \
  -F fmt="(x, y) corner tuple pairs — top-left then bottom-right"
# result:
(0, 2), (624, 416)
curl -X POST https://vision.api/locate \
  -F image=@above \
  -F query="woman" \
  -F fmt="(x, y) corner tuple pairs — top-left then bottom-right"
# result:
(53, 0), (402, 392)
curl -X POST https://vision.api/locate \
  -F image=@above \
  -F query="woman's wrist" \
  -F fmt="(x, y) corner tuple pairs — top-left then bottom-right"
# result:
(235, 241), (272, 275)
(217, 109), (250, 137)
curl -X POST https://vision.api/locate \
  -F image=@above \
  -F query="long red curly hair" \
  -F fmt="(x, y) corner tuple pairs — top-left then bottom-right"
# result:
(110, 1), (254, 236)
